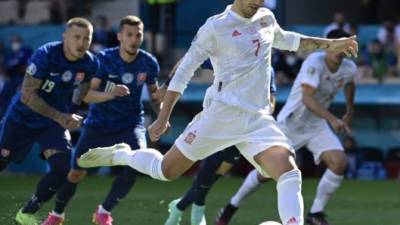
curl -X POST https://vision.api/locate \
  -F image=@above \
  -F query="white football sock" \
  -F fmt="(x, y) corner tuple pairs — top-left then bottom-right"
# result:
(230, 169), (261, 207)
(310, 169), (343, 213)
(113, 148), (169, 181)
(277, 169), (304, 225)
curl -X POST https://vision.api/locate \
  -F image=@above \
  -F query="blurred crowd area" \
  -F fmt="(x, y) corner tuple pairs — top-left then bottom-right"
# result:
(1, 1), (400, 87)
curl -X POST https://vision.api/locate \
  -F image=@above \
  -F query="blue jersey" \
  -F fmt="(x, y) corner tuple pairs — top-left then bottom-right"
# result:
(201, 59), (277, 94)
(84, 47), (159, 130)
(6, 42), (98, 128)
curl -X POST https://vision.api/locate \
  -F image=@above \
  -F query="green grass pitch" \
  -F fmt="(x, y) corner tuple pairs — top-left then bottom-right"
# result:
(0, 175), (398, 225)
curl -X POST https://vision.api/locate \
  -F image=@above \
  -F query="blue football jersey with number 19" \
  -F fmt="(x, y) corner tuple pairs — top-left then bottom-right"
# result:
(6, 42), (98, 128)
(84, 47), (159, 130)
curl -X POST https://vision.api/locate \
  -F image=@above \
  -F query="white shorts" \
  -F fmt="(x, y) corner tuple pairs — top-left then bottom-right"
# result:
(278, 119), (344, 164)
(175, 101), (294, 177)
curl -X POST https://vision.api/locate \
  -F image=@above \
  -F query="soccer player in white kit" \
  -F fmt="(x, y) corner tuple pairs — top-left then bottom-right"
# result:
(78, 1), (358, 224)
(216, 29), (356, 225)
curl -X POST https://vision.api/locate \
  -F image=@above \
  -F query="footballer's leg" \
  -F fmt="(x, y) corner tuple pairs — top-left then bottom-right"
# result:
(254, 147), (303, 225)
(164, 151), (226, 225)
(216, 169), (271, 225)
(306, 150), (347, 225)
(20, 150), (70, 225)
(306, 128), (346, 225)
(190, 152), (231, 225)
(79, 143), (195, 181)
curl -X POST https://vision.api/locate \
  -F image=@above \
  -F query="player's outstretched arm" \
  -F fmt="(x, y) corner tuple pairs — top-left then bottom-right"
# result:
(20, 74), (82, 129)
(299, 36), (358, 58)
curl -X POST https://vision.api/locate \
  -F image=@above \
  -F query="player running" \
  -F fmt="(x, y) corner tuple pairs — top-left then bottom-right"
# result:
(0, 18), (97, 225)
(164, 66), (277, 225)
(78, 1), (358, 224)
(41, 15), (161, 225)
(216, 29), (356, 225)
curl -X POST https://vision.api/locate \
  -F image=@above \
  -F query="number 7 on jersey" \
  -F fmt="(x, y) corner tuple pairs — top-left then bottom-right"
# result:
(252, 39), (260, 56)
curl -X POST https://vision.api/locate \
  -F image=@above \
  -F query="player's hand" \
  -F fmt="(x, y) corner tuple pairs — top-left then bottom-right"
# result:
(112, 84), (130, 97)
(57, 113), (83, 130)
(342, 113), (353, 128)
(329, 118), (351, 135)
(329, 35), (358, 58)
(148, 118), (170, 141)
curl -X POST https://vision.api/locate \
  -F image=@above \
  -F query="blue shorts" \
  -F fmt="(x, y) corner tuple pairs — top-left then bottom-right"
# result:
(0, 116), (72, 163)
(72, 125), (147, 170)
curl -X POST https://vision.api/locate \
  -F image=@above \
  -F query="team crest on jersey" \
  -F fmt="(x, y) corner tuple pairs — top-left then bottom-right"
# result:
(245, 26), (257, 34)
(1, 148), (10, 158)
(137, 72), (147, 85)
(62, 71), (73, 82)
(260, 18), (270, 28)
(307, 67), (316, 76)
(26, 63), (37, 76)
(75, 72), (85, 82)
(122, 73), (134, 84)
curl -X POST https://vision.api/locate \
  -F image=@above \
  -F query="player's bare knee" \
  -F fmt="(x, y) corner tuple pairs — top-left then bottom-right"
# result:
(161, 167), (179, 180)
(327, 153), (348, 174)
(68, 170), (87, 183)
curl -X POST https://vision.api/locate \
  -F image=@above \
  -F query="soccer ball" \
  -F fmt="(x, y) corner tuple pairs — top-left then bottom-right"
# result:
(259, 221), (282, 225)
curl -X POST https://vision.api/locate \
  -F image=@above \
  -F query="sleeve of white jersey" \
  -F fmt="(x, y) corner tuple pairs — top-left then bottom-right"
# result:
(168, 20), (216, 94)
(272, 15), (302, 52)
(298, 56), (321, 88)
(344, 61), (357, 84)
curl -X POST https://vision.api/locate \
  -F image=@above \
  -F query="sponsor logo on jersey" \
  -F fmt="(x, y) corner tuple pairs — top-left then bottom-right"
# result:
(26, 63), (37, 76)
(122, 73), (134, 84)
(1, 148), (10, 158)
(50, 72), (60, 76)
(184, 131), (197, 145)
(108, 74), (119, 79)
(232, 30), (242, 37)
(75, 72), (85, 82)
(62, 71), (73, 82)
(137, 72), (147, 86)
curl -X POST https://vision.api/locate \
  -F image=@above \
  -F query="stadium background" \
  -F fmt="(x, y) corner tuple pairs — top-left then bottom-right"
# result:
(0, 0), (399, 224)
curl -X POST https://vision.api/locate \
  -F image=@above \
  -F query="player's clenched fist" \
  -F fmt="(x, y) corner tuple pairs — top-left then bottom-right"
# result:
(113, 84), (130, 97)
(56, 113), (83, 130)
(148, 118), (170, 141)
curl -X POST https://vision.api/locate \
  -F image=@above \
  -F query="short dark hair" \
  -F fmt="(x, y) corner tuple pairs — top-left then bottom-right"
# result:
(66, 17), (93, 31)
(119, 15), (143, 30)
(326, 29), (350, 39)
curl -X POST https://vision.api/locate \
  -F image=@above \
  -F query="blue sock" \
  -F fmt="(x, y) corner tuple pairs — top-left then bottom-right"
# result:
(102, 166), (137, 211)
(54, 180), (78, 214)
(177, 151), (224, 210)
(22, 154), (70, 214)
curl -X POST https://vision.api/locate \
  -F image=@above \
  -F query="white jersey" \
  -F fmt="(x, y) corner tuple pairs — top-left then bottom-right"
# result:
(168, 5), (301, 114)
(277, 51), (357, 126)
